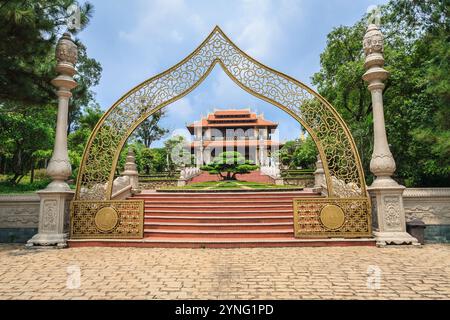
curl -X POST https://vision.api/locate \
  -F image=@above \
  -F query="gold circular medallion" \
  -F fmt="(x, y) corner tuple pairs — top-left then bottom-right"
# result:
(94, 207), (119, 232)
(320, 205), (345, 230)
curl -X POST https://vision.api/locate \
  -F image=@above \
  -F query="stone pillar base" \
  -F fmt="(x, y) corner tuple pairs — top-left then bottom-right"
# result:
(26, 233), (68, 248)
(26, 188), (74, 248)
(373, 231), (419, 246)
(368, 179), (419, 246)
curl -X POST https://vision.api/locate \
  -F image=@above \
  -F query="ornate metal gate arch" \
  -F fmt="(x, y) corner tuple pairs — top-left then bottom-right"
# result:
(71, 27), (371, 239)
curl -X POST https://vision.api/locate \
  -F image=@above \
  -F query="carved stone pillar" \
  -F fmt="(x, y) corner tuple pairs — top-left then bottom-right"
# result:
(362, 24), (418, 246)
(27, 33), (78, 248)
(122, 148), (139, 190)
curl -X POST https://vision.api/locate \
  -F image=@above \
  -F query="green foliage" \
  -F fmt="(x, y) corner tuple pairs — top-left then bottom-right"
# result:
(133, 111), (169, 148)
(0, 1), (102, 188)
(0, 0), (96, 108)
(140, 148), (168, 174)
(0, 104), (55, 183)
(312, 0), (450, 187)
(163, 180), (300, 191)
(276, 137), (318, 169)
(67, 104), (103, 179)
(201, 151), (259, 180)
(293, 138), (318, 169)
(0, 179), (52, 194)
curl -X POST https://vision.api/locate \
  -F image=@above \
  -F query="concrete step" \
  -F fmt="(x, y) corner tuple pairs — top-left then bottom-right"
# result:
(144, 206), (292, 214)
(144, 222), (293, 230)
(145, 215), (294, 224)
(144, 204), (293, 210)
(144, 211), (293, 217)
(144, 228), (294, 238)
(133, 192), (318, 199)
(69, 238), (377, 248)
(139, 199), (298, 206)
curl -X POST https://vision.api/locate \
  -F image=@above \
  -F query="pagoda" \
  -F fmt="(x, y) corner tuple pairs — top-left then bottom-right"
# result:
(187, 109), (283, 167)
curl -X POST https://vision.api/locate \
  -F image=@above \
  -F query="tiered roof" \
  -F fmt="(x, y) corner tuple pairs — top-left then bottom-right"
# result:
(187, 109), (278, 134)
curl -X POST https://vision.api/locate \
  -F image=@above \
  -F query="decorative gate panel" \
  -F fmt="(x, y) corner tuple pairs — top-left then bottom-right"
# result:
(293, 198), (371, 238)
(71, 200), (143, 239)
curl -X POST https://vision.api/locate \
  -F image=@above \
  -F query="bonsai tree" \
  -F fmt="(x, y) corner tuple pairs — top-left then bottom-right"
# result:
(201, 151), (259, 180)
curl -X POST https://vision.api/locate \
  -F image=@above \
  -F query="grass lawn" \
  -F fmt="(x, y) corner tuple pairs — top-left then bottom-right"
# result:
(161, 180), (303, 191)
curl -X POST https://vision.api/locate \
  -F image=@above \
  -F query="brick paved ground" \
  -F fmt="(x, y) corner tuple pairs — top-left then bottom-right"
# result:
(0, 244), (449, 300)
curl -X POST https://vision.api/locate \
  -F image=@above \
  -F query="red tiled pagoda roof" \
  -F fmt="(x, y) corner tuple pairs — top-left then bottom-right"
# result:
(189, 140), (283, 148)
(187, 109), (278, 133)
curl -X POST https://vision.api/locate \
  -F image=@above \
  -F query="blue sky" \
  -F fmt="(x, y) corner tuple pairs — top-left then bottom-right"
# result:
(77, 0), (388, 147)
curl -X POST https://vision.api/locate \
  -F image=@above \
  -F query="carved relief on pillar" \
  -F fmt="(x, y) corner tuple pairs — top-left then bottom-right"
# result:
(383, 196), (402, 231)
(56, 33), (78, 66)
(370, 153), (396, 177)
(42, 199), (58, 233)
(363, 26), (384, 55)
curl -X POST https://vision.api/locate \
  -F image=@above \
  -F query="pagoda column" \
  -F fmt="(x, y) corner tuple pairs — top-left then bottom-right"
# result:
(362, 24), (418, 245)
(195, 124), (203, 167)
(314, 155), (325, 189)
(122, 148), (139, 190)
(27, 33), (78, 248)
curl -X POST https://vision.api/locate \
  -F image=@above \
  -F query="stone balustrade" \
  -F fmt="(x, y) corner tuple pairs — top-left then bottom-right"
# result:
(260, 166), (284, 185)
(180, 167), (201, 181)
(260, 166), (281, 179)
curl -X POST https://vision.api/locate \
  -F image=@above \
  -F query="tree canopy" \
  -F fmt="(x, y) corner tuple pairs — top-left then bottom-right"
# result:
(312, 0), (449, 187)
(275, 137), (318, 170)
(0, 0), (101, 185)
(133, 111), (169, 148)
(201, 151), (259, 180)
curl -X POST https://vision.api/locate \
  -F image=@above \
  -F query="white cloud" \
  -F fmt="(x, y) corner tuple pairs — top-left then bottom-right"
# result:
(167, 97), (195, 120)
(118, 0), (303, 62)
(169, 127), (192, 142)
(118, 0), (206, 44)
(226, 0), (303, 61)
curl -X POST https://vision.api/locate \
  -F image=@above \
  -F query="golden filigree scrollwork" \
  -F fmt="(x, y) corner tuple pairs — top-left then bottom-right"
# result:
(293, 198), (371, 238)
(70, 200), (144, 239)
(75, 27), (366, 202)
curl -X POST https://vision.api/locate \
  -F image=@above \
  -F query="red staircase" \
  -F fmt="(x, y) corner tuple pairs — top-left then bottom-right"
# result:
(189, 170), (274, 184)
(68, 190), (376, 248)
(141, 191), (303, 241)
(139, 190), (374, 247)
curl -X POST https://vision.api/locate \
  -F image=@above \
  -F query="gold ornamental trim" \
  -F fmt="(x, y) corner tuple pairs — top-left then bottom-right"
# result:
(74, 26), (367, 201)
(293, 197), (372, 238)
(94, 207), (119, 232)
(320, 205), (345, 230)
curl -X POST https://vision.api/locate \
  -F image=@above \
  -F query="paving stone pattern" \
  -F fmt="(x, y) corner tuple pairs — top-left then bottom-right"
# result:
(0, 244), (449, 300)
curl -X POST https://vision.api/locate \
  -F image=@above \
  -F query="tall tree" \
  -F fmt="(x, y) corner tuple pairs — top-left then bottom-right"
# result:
(134, 111), (169, 148)
(0, 1), (102, 184)
(312, 0), (450, 187)
(68, 104), (103, 178)
(201, 151), (259, 181)
(0, 0), (95, 108)
(0, 103), (55, 183)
